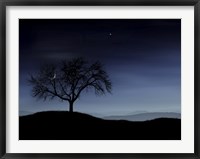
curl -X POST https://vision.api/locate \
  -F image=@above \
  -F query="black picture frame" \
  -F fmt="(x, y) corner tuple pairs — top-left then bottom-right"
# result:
(0, 0), (199, 158)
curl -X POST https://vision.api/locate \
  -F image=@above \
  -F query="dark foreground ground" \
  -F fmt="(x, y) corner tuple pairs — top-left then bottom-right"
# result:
(19, 111), (181, 140)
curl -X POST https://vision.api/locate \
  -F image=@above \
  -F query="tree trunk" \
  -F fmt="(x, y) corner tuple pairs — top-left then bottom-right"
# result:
(69, 101), (73, 113)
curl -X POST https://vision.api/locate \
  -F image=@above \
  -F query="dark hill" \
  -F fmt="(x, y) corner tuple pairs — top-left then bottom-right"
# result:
(19, 111), (181, 140)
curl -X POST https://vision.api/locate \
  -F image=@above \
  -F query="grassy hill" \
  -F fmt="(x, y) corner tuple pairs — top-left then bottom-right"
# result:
(19, 111), (181, 140)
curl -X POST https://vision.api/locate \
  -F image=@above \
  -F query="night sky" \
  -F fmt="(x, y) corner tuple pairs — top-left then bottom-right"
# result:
(19, 19), (181, 116)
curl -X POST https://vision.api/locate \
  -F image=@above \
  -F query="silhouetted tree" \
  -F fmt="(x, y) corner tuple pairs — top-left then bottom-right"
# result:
(28, 58), (112, 112)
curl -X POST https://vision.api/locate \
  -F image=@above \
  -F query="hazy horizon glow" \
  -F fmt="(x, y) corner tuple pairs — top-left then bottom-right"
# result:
(19, 19), (181, 116)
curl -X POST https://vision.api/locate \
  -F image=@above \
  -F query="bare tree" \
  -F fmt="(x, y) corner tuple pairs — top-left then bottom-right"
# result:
(28, 58), (112, 112)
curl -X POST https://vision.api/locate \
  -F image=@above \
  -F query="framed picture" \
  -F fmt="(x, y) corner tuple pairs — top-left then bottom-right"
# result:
(0, 0), (199, 158)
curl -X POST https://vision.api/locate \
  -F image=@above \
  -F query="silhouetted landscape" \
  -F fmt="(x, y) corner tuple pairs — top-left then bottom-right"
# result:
(19, 19), (181, 140)
(19, 111), (181, 140)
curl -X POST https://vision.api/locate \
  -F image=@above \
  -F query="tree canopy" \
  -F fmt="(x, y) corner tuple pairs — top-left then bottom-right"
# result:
(28, 57), (112, 112)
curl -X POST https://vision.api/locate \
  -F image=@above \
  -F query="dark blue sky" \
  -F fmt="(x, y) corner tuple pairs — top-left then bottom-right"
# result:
(19, 19), (181, 116)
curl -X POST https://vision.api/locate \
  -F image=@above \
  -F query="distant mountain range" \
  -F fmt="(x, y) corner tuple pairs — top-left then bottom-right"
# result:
(103, 112), (181, 121)
(20, 110), (181, 122)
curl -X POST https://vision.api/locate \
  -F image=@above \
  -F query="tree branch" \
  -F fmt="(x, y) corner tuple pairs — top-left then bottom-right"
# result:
(58, 80), (71, 100)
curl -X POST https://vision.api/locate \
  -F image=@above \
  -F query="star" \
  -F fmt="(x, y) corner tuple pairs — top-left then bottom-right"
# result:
(109, 33), (112, 36)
